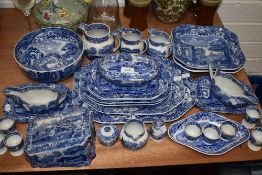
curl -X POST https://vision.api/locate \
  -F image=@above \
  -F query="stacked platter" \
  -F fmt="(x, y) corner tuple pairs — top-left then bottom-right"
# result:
(172, 24), (246, 73)
(72, 53), (197, 123)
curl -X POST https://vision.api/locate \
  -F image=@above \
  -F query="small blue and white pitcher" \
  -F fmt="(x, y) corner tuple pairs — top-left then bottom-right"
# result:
(147, 28), (172, 57)
(79, 23), (119, 58)
(118, 28), (147, 54)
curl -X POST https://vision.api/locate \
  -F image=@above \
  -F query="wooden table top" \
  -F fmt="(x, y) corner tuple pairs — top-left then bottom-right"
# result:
(0, 7), (261, 173)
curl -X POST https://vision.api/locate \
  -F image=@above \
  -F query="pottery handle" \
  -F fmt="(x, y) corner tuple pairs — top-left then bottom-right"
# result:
(141, 39), (148, 54)
(112, 33), (120, 52)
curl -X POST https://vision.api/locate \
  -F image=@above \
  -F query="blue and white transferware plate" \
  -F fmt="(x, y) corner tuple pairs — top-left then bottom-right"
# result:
(24, 109), (95, 167)
(3, 83), (73, 122)
(172, 24), (245, 72)
(195, 76), (249, 114)
(99, 53), (159, 85)
(168, 112), (250, 155)
(14, 27), (83, 82)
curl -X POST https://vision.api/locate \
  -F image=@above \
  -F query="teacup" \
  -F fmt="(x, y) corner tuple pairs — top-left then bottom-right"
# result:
(248, 127), (262, 151)
(203, 124), (221, 144)
(79, 23), (120, 58)
(184, 121), (202, 141)
(118, 28), (147, 54)
(4, 131), (24, 156)
(147, 28), (171, 57)
(0, 117), (15, 135)
(0, 132), (7, 155)
(242, 106), (262, 129)
(220, 121), (238, 140)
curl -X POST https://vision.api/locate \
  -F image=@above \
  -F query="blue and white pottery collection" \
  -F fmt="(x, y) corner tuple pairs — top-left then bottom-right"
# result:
(120, 119), (148, 150)
(1, 23), (259, 166)
(150, 118), (167, 141)
(24, 109), (96, 167)
(172, 24), (245, 73)
(79, 23), (119, 58)
(147, 28), (172, 58)
(97, 123), (119, 146)
(14, 27), (84, 82)
(4, 131), (24, 156)
(118, 28), (147, 54)
(168, 112), (250, 155)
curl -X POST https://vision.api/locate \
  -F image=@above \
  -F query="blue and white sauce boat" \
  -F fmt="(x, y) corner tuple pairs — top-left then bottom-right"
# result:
(120, 119), (148, 150)
(79, 23), (119, 58)
(147, 28), (171, 57)
(4, 83), (68, 113)
(209, 65), (259, 108)
(118, 28), (147, 54)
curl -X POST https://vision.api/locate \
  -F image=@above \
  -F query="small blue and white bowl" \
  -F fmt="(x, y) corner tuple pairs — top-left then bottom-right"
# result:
(97, 123), (119, 146)
(4, 131), (24, 156)
(14, 27), (84, 82)
(184, 121), (202, 141)
(202, 124), (221, 144)
(150, 118), (167, 141)
(0, 117), (15, 135)
(248, 127), (262, 151)
(242, 106), (262, 129)
(0, 132), (7, 155)
(220, 121), (238, 140)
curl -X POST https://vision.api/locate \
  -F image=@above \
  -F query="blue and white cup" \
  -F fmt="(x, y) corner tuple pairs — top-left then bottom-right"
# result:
(220, 121), (238, 140)
(203, 124), (221, 144)
(0, 132), (7, 155)
(248, 127), (262, 151)
(147, 28), (171, 58)
(0, 117), (15, 135)
(242, 106), (262, 129)
(97, 123), (119, 146)
(118, 28), (147, 54)
(4, 131), (24, 156)
(184, 121), (202, 141)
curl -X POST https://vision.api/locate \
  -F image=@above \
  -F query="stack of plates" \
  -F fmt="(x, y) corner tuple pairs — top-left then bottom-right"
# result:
(172, 24), (246, 73)
(72, 53), (197, 123)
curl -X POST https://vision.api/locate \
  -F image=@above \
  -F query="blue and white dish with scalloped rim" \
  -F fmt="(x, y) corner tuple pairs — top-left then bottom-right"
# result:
(172, 24), (245, 72)
(14, 27), (84, 82)
(195, 76), (250, 114)
(3, 83), (73, 122)
(168, 112), (250, 155)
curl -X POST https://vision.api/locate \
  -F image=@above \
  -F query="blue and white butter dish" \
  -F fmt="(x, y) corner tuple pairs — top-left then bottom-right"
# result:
(4, 83), (68, 114)
(120, 119), (148, 150)
(168, 112), (250, 155)
(24, 109), (95, 167)
(150, 118), (167, 141)
(14, 27), (84, 82)
(97, 123), (119, 146)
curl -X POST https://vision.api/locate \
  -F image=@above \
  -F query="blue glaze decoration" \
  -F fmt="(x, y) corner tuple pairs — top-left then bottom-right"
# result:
(4, 131), (24, 152)
(0, 117), (15, 135)
(97, 123), (119, 146)
(0, 132), (5, 150)
(202, 124), (221, 144)
(3, 83), (72, 122)
(184, 121), (202, 141)
(150, 118), (167, 140)
(249, 127), (262, 147)
(195, 76), (247, 114)
(14, 27), (83, 82)
(24, 109), (95, 168)
(245, 106), (262, 124)
(220, 121), (238, 140)
(172, 24), (246, 71)
(168, 112), (250, 155)
(99, 53), (159, 85)
(79, 23), (109, 43)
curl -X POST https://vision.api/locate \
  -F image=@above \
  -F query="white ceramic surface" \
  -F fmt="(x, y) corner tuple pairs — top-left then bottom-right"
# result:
(242, 119), (256, 129)
(203, 127), (219, 140)
(246, 108), (261, 119)
(185, 125), (201, 138)
(221, 124), (236, 136)
(0, 119), (14, 130)
(5, 135), (22, 147)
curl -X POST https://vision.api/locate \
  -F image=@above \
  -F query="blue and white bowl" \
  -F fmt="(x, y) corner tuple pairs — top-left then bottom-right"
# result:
(14, 27), (84, 82)
(220, 121), (238, 140)
(184, 121), (202, 141)
(202, 124), (221, 144)
(97, 123), (119, 146)
(4, 131), (24, 156)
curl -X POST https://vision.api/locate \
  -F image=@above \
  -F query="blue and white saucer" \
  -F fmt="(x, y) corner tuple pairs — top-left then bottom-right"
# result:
(168, 112), (250, 155)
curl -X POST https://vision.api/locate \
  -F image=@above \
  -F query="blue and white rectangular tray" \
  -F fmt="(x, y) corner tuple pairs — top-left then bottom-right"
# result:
(168, 112), (250, 155)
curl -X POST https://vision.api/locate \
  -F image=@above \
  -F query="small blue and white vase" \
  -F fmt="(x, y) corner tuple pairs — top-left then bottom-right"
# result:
(120, 119), (148, 150)
(150, 118), (167, 141)
(147, 28), (171, 58)
(118, 28), (147, 54)
(79, 23), (119, 58)
(4, 131), (24, 156)
(97, 123), (119, 146)
(0, 132), (7, 155)
(0, 117), (15, 135)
